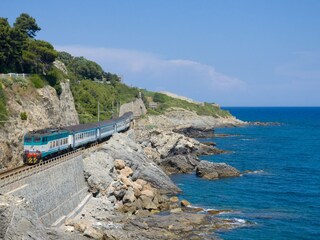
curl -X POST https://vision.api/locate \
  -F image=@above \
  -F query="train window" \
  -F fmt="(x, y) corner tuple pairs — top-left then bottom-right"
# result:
(24, 137), (32, 142)
(34, 137), (41, 142)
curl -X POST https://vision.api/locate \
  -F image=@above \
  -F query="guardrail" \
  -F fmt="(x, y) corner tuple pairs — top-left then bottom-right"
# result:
(0, 73), (30, 79)
(0, 149), (82, 189)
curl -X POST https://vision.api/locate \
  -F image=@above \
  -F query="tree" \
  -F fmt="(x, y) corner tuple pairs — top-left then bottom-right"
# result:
(22, 40), (57, 74)
(69, 57), (104, 80)
(57, 51), (74, 66)
(13, 13), (40, 38)
(0, 18), (11, 72)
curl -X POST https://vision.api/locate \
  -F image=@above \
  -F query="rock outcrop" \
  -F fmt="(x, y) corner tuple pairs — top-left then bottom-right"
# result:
(173, 126), (216, 138)
(0, 80), (79, 169)
(196, 160), (240, 179)
(136, 129), (225, 175)
(83, 130), (180, 195)
(0, 194), (48, 240)
(136, 108), (246, 130)
(102, 131), (180, 194)
(119, 98), (147, 118)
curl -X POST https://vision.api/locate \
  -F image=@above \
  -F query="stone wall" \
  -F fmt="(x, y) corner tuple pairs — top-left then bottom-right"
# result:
(0, 155), (89, 226)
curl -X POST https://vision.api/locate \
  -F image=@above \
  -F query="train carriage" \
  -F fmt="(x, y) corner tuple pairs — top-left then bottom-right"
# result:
(23, 112), (134, 165)
(23, 128), (70, 164)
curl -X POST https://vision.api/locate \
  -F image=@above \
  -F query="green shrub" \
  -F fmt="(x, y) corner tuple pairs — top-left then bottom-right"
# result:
(153, 93), (166, 103)
(20, 112), (27, 120)
(29, 74), (45, 88)
(142, 90), (231, 118)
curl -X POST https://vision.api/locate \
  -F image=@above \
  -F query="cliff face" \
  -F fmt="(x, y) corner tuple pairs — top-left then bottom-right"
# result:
(0, 80), (79, 169)
(119, 98), (147, 118)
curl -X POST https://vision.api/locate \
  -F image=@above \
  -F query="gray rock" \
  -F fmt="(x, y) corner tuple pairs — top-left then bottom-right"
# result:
(0, 195), (48, 240)
(160, 155), (199, 174)
(196, 160), (240, 179)
(139, 195), (157, 210)
(83, 152), (114, 195)
(119, 98), (147, 118)
(101, 131), (180, 194)
(123, 188), (136, 204)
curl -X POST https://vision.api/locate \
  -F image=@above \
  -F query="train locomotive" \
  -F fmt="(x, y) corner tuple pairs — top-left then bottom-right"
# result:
(23, 112), (133, 164)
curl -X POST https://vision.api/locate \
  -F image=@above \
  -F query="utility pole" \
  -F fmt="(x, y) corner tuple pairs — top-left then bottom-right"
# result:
(98, 101), (100, 122)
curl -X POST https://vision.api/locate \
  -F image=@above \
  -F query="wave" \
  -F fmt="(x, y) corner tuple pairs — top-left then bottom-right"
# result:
(242, 170), (266, 175)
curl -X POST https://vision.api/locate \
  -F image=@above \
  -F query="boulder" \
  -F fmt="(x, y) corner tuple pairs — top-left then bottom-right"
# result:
(159, 155), (199, 174)
(123, 187), (136, 204)
(102, 132), (180, 194)
(196, 160), (240, 179)
(180, 200), (191, 207)
(114, 159), (126, 170)
(173, 127), (215, 138)
(139, 195), (158, 210)
(120, 166), (133, 177)
(0, 195), (48, 240)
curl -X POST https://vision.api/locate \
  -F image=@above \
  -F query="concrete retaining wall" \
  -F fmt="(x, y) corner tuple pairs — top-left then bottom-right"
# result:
(1, 155), (89, 226)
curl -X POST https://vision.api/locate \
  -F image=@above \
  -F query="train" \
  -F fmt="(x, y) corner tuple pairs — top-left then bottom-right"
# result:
(23, 112), (134, 164)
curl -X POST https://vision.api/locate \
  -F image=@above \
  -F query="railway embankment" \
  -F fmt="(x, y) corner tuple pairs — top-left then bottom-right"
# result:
(0, 153), (89, 228)
(1, 122), (243, 239)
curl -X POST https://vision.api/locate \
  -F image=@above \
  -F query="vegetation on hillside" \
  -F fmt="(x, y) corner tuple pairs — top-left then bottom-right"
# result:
(57, 52), (141, 123)
(0, 13), (232, 125)
(142, 91), (231, 118)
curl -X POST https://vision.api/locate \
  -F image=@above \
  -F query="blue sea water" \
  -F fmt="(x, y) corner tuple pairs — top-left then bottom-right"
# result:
(171, 107), (320, 240)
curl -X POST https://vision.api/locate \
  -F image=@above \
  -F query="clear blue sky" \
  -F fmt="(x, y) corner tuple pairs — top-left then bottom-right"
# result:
(2, 0), (320, 106)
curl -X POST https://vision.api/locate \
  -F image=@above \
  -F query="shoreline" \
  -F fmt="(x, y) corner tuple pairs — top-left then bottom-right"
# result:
(1, 116), (252, 239)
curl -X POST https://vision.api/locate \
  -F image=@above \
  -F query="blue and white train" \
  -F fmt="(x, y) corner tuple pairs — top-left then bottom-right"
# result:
(23, 112), (133, 164)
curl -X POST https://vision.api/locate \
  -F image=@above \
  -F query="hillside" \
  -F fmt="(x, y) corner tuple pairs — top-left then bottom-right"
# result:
(0, 13), (237, 169)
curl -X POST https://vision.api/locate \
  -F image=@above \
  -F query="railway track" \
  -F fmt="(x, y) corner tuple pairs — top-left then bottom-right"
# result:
(0, 149), (83, 189)
(0, 165), (29, 179)
(0, 126), (131, 189)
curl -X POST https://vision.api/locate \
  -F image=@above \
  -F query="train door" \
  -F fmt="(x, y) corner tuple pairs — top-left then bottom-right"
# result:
(68, 134), (74, 150)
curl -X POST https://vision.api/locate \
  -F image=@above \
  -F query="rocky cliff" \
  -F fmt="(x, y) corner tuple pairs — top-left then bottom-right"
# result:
(0, 80), (79, 169)
(119, 98), (147, 118)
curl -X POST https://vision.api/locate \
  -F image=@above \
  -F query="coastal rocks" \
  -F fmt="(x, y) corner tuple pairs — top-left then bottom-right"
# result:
(0, 194), (48, 240)
(83, 151), (115, 196)
(145, 130), (222, 159)
(101, 131), (180, 194)
(159, 155), (199, 174)
(196, 160), (240, 179)
(106, 159), (170, 214)
(173, 126), (216, 138)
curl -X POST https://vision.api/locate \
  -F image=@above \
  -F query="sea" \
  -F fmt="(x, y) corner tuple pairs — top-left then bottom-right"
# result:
(171, 107), (320, 240)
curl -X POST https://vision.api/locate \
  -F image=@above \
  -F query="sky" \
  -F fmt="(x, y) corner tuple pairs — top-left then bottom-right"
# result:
(1, 0), (320, 106)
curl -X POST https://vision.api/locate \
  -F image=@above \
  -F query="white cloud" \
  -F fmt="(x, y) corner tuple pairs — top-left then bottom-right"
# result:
(55, 45), (247, 103)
